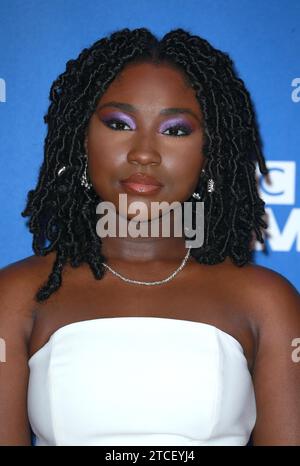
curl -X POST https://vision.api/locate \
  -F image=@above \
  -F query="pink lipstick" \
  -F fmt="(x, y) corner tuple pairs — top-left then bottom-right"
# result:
(120, 172), (163, 195)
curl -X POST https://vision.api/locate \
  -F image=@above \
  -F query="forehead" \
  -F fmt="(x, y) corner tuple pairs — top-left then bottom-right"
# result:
(98, 62), (200, 110)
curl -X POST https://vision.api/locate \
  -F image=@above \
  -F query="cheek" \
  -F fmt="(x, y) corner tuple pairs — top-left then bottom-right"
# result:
(88, 157), (119, 200)
(182, 138), (205, 184)
(87, 127), (125, 180)
(165, 141), (204, 191)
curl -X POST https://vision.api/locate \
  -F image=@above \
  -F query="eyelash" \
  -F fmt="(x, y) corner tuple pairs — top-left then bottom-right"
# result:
(103, 118), (192, 137)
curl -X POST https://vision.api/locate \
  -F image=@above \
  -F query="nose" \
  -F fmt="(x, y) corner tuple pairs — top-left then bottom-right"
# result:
(127, 136), (162, 167)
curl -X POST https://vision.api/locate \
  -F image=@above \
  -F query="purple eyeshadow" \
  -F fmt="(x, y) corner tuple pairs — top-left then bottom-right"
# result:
(101, 112), (136, 129)
(159, 117), (193, 133)
(101, 112), (193, 135)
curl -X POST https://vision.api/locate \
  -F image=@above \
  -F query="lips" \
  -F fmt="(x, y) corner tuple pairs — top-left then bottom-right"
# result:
(121, 172), (163, 186)
(120, 172), (163, 195)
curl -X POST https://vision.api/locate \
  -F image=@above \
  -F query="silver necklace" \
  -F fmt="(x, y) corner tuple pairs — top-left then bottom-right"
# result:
(102, 246), (192, 286)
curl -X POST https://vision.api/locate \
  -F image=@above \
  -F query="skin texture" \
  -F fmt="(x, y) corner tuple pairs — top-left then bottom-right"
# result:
(0, 63), (300, 446)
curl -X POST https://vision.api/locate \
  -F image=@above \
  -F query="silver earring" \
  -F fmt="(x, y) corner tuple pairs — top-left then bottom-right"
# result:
(202, 168), (215, 193)
(192, 168), (205, 198)
(192, 176), (215, 199)
(207, 179), (215, 193)
(80, 154), (92, 190)
(192, 192), (201, 200)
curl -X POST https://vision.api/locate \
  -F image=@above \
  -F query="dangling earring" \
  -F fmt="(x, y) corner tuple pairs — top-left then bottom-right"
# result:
(202, 168), (215, 193)
(192, 168), (204, 200)
(80, 154), (92, 190)
(192, 192), (201, 200)
(192, 169), (215, 199)
(207, 179), (215, 193)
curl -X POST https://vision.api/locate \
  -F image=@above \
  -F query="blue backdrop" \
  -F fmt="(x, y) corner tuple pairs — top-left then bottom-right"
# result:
(0, 0), (299, 290)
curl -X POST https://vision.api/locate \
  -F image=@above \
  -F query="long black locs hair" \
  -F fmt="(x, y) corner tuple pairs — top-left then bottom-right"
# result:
(21, 27), (268, 302)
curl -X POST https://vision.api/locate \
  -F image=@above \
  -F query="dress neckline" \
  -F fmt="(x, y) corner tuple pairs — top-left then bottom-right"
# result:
(28, 316), (245, 364)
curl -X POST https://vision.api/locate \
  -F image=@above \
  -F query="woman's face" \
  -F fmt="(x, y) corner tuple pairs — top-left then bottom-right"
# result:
(84, 62), (205, 220)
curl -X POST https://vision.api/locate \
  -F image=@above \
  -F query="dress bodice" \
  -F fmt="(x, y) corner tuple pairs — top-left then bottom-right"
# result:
(27, 316), (256, 446)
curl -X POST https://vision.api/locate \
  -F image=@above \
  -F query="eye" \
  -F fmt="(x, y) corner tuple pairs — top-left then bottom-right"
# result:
(163, 125), (192, 137)
(103, 118), (132, 131)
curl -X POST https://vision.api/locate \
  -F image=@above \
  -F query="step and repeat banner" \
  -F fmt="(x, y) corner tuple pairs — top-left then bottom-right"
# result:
(0, 0), (299, 290)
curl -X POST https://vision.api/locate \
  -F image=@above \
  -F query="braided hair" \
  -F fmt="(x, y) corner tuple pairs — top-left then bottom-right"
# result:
(21, 27), (268, 302)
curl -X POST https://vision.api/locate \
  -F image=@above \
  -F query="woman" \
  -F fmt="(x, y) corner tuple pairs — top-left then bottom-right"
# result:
(0, 27), (299, 446)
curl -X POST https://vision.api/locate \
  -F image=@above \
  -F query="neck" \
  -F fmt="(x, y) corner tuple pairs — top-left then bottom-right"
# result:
(99, 210), (190, 264)
(101, 236), (189, 263)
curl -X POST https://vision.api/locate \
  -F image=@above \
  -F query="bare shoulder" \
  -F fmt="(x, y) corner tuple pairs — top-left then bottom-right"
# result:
(215, 259), (300, 323)
(236, 260), (299, 294)
(0, 252), (57, 338)
(0, 251), (57, 298)
(0, 251), (57, 281)
(0, 252), (57, 445)
(226, 261), (300, 445)
(234, 260), (300, 347)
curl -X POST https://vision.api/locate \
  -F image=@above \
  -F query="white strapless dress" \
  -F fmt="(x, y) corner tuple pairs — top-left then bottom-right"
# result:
(27, 317), (256, 446)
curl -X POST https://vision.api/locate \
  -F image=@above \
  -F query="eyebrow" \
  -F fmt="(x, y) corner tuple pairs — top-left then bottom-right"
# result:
(97, 101), (202, 123)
